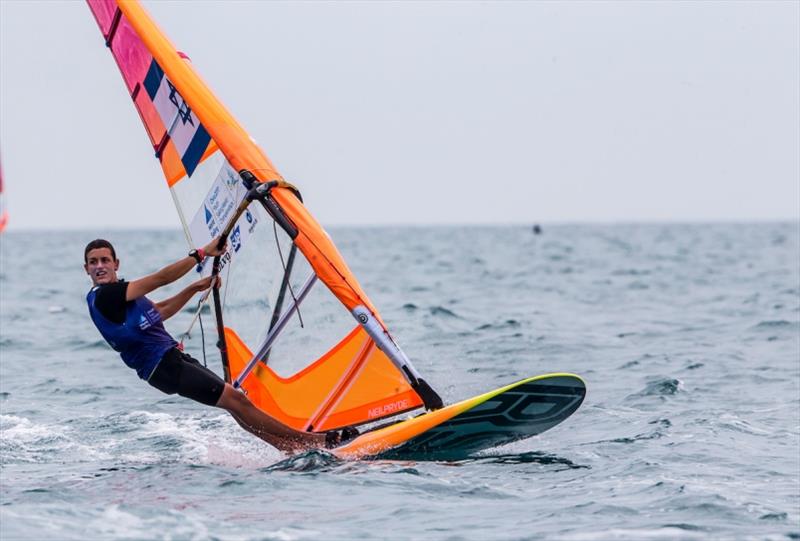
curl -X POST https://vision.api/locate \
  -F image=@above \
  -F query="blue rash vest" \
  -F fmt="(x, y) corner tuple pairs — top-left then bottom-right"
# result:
(87, 285), (177, 380)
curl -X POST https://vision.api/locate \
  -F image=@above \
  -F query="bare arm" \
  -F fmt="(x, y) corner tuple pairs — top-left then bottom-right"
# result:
(126, 237), (227, 301)
(155, 275), (219, 321)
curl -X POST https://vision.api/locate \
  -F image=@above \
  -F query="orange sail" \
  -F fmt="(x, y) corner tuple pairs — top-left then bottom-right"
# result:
(226, 327), (422, 432)
(0, 155), (6, 233)
(86, 0), (440, 430)
(87, 0), (374, 314)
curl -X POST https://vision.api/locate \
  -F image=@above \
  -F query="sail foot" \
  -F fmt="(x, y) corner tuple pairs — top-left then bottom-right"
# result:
(351, 305), (443, 410)
(224, 326), (423, 431)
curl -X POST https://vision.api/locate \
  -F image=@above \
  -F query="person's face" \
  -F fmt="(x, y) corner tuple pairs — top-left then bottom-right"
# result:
(84, 247), (119, 286)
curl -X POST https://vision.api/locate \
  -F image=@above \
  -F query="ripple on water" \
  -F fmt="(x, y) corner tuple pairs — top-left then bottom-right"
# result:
(696, 413), (774, 437)
(429, 306), (461, 318)
(261, 449), (341, 473)
(0, 335), (37, 349)
(66, 338), (111, 351)
(751, 319), (796, 330)
(461, 451), (589, 470)
(626, 378), (684, 402)
(759, 512), (788, 521)
(0, 415), (107, 464)
(475, 319), (521, 331)
(589, 417), (673, 445)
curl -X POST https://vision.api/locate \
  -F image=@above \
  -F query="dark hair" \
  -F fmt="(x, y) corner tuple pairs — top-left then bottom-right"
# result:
(84, 239), (117, 263)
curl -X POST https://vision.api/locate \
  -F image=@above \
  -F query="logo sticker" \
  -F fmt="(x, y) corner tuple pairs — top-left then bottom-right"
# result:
(368, 399), (411, 419)
(231, 225), (242, 252)
(187, 159), (259, 275)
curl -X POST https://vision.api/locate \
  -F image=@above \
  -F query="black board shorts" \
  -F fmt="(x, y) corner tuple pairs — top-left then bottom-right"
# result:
(148, 348), (225, 407)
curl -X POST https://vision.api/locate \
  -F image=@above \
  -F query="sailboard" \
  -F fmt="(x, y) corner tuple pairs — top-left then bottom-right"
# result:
(336, 374), (586, 460)
(85, 0), (585, 459)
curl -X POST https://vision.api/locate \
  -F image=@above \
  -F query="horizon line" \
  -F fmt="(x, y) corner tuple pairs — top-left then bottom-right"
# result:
(2, 217), (799, 233)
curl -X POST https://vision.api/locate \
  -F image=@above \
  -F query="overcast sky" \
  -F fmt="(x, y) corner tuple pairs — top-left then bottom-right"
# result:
(1, 0), (798, 231)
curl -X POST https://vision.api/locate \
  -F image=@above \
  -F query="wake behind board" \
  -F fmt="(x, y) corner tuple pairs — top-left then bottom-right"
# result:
(333, 373), (586, 460)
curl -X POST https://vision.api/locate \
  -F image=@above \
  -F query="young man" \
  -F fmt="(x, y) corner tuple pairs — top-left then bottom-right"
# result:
(84, 238), (353, 452)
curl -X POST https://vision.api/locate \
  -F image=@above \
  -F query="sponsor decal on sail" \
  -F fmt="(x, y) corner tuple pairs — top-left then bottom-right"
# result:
(187, 162), (258, 273)
(369, 399), (412, 419)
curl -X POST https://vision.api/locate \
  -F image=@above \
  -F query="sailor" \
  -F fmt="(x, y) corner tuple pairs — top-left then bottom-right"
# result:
(83, 237), (355, 451)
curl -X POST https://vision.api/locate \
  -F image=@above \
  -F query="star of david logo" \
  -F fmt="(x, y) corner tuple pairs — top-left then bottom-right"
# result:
(167, 80), (195, 126)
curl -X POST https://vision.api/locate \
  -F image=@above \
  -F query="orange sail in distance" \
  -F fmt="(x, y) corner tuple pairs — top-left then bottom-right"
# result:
(0, 154), (7, 233)
(86, 0), (442, 432)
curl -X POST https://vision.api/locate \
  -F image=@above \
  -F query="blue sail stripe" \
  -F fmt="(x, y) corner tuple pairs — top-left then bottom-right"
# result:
(143, 60), (164, 101)
(181, 125), (211, 177)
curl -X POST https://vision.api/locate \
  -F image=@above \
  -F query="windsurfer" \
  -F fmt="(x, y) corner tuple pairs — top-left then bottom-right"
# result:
(83, 237), (354, 452)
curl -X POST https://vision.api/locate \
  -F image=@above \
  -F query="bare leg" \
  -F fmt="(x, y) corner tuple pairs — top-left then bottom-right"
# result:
(215, 383), (325, 452)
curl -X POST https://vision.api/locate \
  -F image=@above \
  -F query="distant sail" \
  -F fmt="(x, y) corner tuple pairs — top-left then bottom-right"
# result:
(86, 0), (439, 430)
(0, 154), (7, 233)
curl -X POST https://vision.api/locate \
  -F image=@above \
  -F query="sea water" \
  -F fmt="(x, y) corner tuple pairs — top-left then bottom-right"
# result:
(1, 223), (798, 540)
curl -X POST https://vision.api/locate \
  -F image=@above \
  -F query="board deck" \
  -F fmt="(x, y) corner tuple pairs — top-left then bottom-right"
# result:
(333, 373), (586, 460)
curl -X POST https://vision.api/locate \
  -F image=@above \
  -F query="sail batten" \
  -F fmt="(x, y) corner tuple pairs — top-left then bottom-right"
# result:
(105, 7), (122, 46)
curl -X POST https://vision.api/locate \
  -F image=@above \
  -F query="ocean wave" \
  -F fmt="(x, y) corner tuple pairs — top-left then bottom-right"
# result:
(698, 413), (773, 437)
(428, 306), (461, 318)
(589, 418), (673, 445)
(611, 268), (652, 276)
(92, 410), (281, 468)
(627, 378), (684, 400)
(66, 338), (111, 351)
(751, 320), (796, 330)
(475, 319), (521, 331)
(462, 451), (589, 470)
(262, 449), (340, 473)
(84, 505), (220, 541)
(0, 414), (108, 464)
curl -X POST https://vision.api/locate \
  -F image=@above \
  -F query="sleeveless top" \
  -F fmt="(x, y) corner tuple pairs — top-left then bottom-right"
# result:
(87, 285), (177, 380)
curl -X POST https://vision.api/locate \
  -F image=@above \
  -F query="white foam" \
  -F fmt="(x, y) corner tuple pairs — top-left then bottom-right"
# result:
(0, 414), (111, 463)
(716, 413), (772, 436)
(0, 414), (56, 441)
(87, 505), (210, 540)
(110, 410), (283, 468)
(193, 412), (284, 468)
(84, 504), (320, 540)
